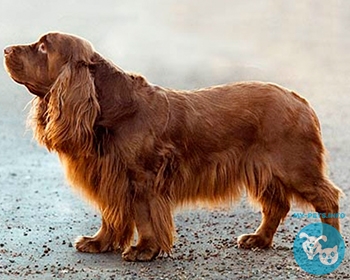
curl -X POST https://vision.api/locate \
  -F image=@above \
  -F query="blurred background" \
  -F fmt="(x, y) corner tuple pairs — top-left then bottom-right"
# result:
(1, 1), (349, 278)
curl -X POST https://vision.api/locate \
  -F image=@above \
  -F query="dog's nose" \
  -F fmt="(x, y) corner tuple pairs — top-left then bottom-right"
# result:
(4, 46), (13, 55)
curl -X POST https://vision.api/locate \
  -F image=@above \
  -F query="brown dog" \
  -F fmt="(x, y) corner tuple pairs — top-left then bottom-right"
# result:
(4, 32), (342, 261)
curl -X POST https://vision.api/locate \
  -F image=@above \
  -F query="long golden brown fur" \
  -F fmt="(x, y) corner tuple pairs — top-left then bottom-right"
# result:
(4, 32), (343, 261)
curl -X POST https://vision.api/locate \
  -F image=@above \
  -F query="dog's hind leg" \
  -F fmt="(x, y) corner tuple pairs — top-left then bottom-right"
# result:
(238, 177), (291, 249)
(291, 174), (342, 247)
(295, 177), (342, 231)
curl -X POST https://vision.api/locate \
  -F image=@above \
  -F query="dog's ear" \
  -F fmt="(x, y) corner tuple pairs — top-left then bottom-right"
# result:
(89, 55), (138, 128)
(45, 61), (100, 155)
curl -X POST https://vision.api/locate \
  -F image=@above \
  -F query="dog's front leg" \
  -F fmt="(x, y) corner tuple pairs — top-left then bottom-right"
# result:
(122, 193), (161, 261)
(122, 184), (174, 262)
(75, 217), (116, 253)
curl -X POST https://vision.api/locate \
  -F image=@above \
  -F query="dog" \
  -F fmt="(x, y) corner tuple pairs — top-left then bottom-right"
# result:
(4, 32), (342, 261)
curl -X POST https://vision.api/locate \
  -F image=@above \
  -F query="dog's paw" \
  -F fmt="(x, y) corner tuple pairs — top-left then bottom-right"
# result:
(237, 233), (272, 249)
(75, 236), (112, 253)
(122, 246), (160, 262)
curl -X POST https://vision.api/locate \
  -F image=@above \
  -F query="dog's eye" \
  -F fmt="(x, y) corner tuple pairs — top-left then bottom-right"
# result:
(38, 43), (47, 54)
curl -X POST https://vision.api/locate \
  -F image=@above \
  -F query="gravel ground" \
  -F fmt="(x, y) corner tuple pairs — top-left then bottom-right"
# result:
(1, 1), (349, 279)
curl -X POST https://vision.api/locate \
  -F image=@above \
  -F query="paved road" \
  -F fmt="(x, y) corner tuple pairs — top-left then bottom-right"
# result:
(1, 1), (349, 279)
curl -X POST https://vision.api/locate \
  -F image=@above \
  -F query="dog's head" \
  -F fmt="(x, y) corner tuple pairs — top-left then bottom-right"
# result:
(4, 32), (95, 97)
(4, 32), (101, 154)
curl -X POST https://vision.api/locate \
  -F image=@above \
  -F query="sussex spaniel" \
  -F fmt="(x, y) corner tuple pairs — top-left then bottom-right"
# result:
(4, 32), (342, 261)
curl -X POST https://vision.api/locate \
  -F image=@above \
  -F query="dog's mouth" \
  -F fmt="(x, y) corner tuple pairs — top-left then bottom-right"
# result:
(4, 56), (49, 97)
(5, 65), (41, 96)
(4, 55), (25, 81)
